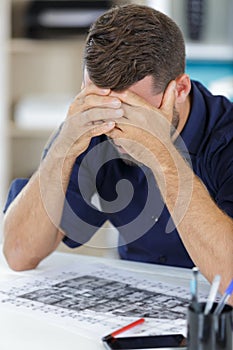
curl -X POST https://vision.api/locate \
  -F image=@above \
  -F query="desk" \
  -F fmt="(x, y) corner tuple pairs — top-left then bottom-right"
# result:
(0, 247), (209, 350)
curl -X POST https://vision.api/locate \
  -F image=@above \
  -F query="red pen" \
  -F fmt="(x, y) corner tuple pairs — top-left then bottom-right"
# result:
(102, 318), (145, 341)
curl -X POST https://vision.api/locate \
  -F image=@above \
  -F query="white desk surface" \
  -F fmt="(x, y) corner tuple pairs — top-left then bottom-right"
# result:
(0, 246), (209, 350)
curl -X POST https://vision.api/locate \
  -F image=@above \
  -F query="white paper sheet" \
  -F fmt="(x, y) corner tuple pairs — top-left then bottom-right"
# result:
(0, 261), (208, 340)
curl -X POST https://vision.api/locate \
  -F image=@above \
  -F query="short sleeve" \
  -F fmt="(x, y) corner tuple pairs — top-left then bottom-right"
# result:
(3, 178), (29, 213)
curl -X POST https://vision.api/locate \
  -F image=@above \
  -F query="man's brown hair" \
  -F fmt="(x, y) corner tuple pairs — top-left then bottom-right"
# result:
(84, 4), (185, 93)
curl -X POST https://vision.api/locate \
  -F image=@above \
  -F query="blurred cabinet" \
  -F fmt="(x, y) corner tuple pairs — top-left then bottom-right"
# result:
(7, 0), (88, 186)
(9, 38), (85, 179)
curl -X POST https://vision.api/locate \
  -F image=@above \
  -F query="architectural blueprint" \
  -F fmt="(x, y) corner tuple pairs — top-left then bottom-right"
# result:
(0, 261), (208, 339)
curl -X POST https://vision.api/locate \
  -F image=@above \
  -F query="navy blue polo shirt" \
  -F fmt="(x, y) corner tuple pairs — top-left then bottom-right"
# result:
(4, 81), (233, 268)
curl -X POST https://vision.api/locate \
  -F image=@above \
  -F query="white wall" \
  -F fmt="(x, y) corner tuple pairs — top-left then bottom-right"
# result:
(147, 0), (172, 16)
(0, 0), (10, 239)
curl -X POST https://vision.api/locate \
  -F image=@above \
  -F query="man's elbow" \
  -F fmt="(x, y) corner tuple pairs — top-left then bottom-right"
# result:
(3, 242), (40, 272)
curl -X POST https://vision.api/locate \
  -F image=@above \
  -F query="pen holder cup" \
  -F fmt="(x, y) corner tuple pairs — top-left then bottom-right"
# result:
(187, 302), (233, 350)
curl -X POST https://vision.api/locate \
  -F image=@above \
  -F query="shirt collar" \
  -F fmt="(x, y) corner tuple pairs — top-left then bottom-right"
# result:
(177, 81), (207, 156)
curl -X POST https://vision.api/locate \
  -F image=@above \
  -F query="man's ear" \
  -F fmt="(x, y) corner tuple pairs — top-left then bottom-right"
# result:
(175, 74), (191, 104)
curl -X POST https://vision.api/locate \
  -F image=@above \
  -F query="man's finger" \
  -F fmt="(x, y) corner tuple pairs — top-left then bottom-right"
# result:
(87, 121), (116, 137)
(76, 84), (111, 100)
(110, 90), (150, 108)
(159, 80), (176, 115)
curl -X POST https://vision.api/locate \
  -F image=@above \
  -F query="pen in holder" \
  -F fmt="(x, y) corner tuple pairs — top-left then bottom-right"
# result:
(187, 302), (233, 350)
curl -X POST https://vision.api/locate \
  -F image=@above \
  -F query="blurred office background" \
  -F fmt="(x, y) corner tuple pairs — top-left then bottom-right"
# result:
(0, 0), (232, 256)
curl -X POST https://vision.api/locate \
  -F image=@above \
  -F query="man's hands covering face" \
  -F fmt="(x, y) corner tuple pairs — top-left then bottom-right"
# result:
(106, 80), (177, 168)
(55, 80), (176, 166)
(55, 84), (123, 159)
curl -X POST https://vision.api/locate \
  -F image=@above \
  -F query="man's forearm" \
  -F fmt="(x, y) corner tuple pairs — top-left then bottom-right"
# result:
(149, 143), (233, 299)
(3, 150), (75, 271)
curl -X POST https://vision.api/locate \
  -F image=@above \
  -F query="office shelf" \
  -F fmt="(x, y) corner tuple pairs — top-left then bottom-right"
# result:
(4, 0), (86, 187)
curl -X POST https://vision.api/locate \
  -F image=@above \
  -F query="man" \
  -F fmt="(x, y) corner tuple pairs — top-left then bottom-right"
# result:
(3, 4), (233, 301)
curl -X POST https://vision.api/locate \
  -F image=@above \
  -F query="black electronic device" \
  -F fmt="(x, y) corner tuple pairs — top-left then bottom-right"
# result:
(102, 334), (187, 349)
(187, 0), (206, 40)
(25, 0), (112, 38)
